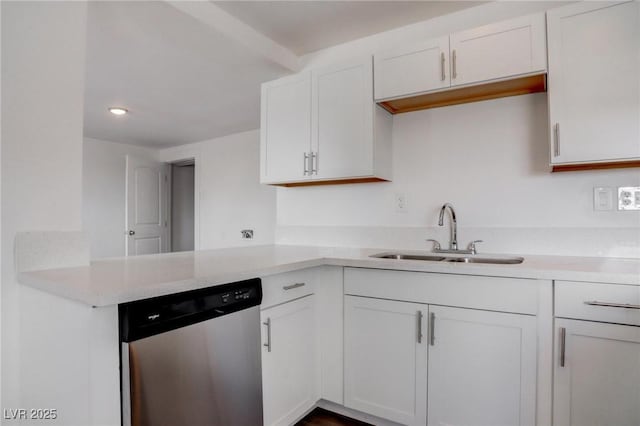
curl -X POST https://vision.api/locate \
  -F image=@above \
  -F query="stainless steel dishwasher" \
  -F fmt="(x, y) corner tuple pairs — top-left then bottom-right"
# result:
(119, 278), (263, 426)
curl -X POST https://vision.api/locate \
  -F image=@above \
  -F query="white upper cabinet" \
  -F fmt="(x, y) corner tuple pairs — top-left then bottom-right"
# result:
(450, 13), (547, 87)
(374, 36), (450, 100)
(260, 72), (312, 184)
(373, 13), (546, 102)
(312, 59), (374, 179)
(547, 1), (640, 166)
(260, 57), (392, 186)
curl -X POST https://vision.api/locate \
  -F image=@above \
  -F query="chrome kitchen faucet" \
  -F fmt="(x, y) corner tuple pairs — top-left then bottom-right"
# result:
(427, 203), (483, 255)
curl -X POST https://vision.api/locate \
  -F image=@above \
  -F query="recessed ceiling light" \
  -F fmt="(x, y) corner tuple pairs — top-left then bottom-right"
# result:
(109, 107), (128, 116)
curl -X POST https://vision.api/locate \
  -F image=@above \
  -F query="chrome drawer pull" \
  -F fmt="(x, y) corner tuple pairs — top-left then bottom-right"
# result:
(584, 301), (640, 309)
(283, 282), (305, 291)
(429, 312), (436, 346)
(263, 318), (271, 352)
(417, 311), (423, 344)
(559, 327), (566, 367)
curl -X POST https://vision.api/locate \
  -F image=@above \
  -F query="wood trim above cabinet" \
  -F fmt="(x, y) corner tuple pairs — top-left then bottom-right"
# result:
(552, 160), (640, 173)
(378, 73), (547, 114)
(273, 177), (389, 187)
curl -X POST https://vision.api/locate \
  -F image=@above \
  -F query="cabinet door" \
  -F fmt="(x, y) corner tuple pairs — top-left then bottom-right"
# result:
(547, 2), (640, 164)
(374, 36), (450, 100)
(450, 13), (546, 87)
(428, 306), (537, 426)
(344, 296), (427, 426)
(554, 319), (640, 426)
(261, 296), (319, 426)
(260, 72), (312, 183)
(312, 58), (374, 180)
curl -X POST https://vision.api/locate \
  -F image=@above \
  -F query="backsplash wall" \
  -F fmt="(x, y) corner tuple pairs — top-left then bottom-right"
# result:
(276, 93), (640, 257)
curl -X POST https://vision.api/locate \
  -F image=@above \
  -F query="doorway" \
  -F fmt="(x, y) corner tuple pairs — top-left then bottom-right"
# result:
(125, 155), (195, 256)
(170, 159), (195, 252)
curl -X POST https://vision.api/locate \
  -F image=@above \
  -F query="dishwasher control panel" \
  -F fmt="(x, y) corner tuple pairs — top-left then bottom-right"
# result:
(119, 278), (262, 342)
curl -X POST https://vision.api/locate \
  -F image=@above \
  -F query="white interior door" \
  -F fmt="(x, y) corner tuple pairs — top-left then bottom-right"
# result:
(125, 155), (170, 256)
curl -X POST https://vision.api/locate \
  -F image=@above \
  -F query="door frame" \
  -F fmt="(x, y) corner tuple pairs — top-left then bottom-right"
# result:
(157, 146), (200, 251)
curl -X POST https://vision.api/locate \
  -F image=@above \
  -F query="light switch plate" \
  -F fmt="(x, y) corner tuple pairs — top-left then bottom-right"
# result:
(594, 187), (613, 211)
(618, 186), (640, 210)
(395, 193), (408, 213)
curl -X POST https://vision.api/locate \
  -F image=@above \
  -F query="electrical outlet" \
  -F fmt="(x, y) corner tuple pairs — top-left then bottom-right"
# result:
(618, 187), (640, 211)
(240, 229), (254, 239)
(395, 193), (408, 213)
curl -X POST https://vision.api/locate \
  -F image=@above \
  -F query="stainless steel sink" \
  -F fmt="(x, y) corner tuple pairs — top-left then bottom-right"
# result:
(442, 256), (524, 264)
(372, 253), (447, 261)
(370, 252), (524, 264)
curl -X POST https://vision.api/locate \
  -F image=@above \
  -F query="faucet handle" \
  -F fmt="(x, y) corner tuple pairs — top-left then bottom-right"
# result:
(467, 240), (483, 255)
(426, 239), (442, 251)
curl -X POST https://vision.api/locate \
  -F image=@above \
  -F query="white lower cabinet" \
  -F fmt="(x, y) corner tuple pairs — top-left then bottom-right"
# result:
(553, 319), (640, 426)
(344, 296), (428, 425)
(343, 268), (542, 426)
(427, 306), (537, 426)
(261, 295), (319, 426)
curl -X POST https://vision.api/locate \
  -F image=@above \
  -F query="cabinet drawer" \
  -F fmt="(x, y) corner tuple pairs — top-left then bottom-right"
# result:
(261, 269), (315, 309)
(555, 281), (640, 326)
(345, 268), (541, 315)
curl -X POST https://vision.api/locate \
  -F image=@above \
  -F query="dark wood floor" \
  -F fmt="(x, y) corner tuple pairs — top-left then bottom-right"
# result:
(295, 408), (372, 426)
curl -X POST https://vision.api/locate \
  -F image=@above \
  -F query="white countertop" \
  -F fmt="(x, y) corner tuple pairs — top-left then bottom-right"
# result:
(18, 245), (640, 306)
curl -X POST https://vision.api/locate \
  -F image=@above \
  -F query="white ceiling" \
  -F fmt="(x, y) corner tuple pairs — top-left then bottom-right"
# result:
(84, 1), (485, 148)
(83, 1), (287, 147)
(214, 1), (484, 55)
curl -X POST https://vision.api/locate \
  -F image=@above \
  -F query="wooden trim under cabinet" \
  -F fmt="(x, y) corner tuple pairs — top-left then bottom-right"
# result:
(378, 74), (546, 114)
(552, 160), (640, 172)
(271, 177), (389, 187)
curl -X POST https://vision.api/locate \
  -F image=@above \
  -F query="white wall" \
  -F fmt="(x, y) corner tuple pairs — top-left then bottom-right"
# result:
(1, 0), (87, 414)
(277, 94), (640, 257)
(82, 137), (157, 258)
(159, 129), (277, 249)
(171, 164), (195, 252)
(276, 1), (640, 258)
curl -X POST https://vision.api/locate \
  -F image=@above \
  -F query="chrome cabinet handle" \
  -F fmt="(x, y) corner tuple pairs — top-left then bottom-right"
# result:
(440, 52), (446, 81)
(303, 153), (309, 175)
(263, 318), (271, 352)
(452, 49), (457, 79)
(584, 301), (640, 309)
(283, 282), (305, 291)
(429, 312), (436, 346)
(559, 327), (566, 367)
(311, 152), (317, 175)
(417, 311), (423, 344)
(553, 123), (560, 157)
(128, 230), (135, 236)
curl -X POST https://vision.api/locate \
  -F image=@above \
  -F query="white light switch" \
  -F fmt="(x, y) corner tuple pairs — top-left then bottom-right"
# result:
(593, 187), (613, 211)
(395, 193), (408, 213)
(618, 186), (640, 211)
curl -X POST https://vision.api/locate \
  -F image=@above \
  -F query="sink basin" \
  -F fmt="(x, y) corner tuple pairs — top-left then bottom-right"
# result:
(372, 254), (446, 261)
(442, 256), (524, 264)
(370, 252), (524, 264)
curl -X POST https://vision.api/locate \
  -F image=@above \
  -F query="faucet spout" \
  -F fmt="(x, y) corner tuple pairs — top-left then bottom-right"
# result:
(438, 203), (458, 250)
